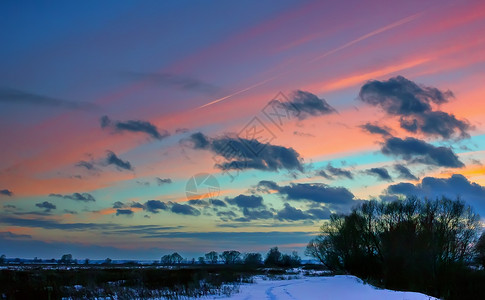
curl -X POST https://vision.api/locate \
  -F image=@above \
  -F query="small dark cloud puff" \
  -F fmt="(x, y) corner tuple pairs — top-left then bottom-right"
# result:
(0, 189), (13, 196)
(101, 115), (169, 140)
(394, 164), (418, 180)
(284, 90), (337, 120)
(35, 201), (56, 212)
(105, 151), (133, 171)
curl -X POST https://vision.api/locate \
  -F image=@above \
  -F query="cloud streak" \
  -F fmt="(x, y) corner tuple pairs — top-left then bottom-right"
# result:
(49, 192), (96, 202)
(0, 88), (97, 111)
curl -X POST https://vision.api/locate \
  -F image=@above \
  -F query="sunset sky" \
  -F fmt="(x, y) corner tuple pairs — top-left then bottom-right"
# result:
(1, 0), (485, 260)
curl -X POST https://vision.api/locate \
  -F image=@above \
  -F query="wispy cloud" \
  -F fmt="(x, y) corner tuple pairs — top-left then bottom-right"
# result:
(124, 72), (219, 94)
(0, 88), (97, 111)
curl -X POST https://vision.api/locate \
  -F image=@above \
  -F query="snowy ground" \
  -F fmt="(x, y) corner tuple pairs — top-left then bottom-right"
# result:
(208, 275), (437, 300)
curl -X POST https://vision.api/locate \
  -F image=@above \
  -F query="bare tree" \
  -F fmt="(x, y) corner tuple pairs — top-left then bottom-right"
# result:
(220, 250), (241, 264)
(205, 251), (218, 264)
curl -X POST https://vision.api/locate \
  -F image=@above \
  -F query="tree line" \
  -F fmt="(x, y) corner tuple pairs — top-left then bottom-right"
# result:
(160, 247), (301, 267)
(0, 247), (301, 268)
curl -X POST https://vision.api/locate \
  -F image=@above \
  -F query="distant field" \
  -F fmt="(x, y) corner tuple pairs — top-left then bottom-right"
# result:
(0, 264), (311, 299)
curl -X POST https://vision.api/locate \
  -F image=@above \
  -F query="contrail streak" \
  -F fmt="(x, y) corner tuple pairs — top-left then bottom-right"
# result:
(194, 76), (278, 110)
(309, 12), (422, 63)
(195, 12), (422, 110)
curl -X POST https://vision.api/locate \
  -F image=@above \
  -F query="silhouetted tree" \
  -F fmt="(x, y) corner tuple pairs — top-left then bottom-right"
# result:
(161, 252), (183, 265)
(171, 252), (183, 264)
(475, 231), (485, 268)
(243, 253), (263, 266)
(306, 196), (480, 296)
(264, 247), (300, 267)
(220, 250), (241, 264)
(0, 254), (6, 265)
(198, 256), (205, 264)
(264, 247), (282, 266)
(103, 258), (112, 265)
(280, 251), (301, 267)
(84, 258), (90, 265)
(205, 251), (218, 264)
(161, 254), (171, 265)
(59, 254), (73, 265)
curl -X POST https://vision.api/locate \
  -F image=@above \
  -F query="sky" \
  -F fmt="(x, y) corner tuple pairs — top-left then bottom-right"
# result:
(1, 0), (485, 260)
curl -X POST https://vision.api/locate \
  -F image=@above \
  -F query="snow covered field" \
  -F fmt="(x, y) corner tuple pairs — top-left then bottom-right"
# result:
(211, 275), (436, 300)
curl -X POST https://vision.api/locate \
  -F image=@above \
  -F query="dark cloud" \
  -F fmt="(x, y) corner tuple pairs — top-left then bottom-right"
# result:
(75, 161), (96, 171)
(326, 164), (354, 180)
(239, 207), (274, 221)
(35, 201), (56, 212)
(49, 192), (96, 202)
(276, 204), (332, 221)
(257, 180), (280, 192)
(125, 72), (219, 94)
(258, 181), (357, 213)
(381, 137), (464, 168)
(116, 209), (134, 216)
(226, 194), (265, 208)
(170, 203), (200, 216)
(279, 183), (355, 205)
(366, 167), (392, 181)
(385, 174), (485, 215)
(359, 76), (469, 139)
(187, 132), (211, 149)
(0, 189), (13, 196)
(130, 202), (144, 209)
(113, 201), (125, 209)
(360, 122), (392, 137)
(306, 207), (332, 219)
(63, 209), (78, 215)
(0, 231), (32, 239)
(156, 177), (172, 185)
(285, 90), (337, 120)
(0, 88), (97, 111)
(394, 164), (418, 180)
(359, 76), (452, 115)
(144, 200), (168, 213)
(106, 151), (133, 171)
(101, 115), (169, 140)
(386, 182), (420, 196)
(217, 211), (237, 219)
(276, 203), (312, 221)
(399, 111), (470, 139)
(186, 132), (304, 172)
(209, 199), (226, 207)
(188, 199), (208, 206)
(3, 205), (16, 209)
(317, 170), (332, 179)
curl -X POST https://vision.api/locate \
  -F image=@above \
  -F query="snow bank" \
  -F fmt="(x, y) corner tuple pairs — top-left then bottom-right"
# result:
(209, 275), (436, 300)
